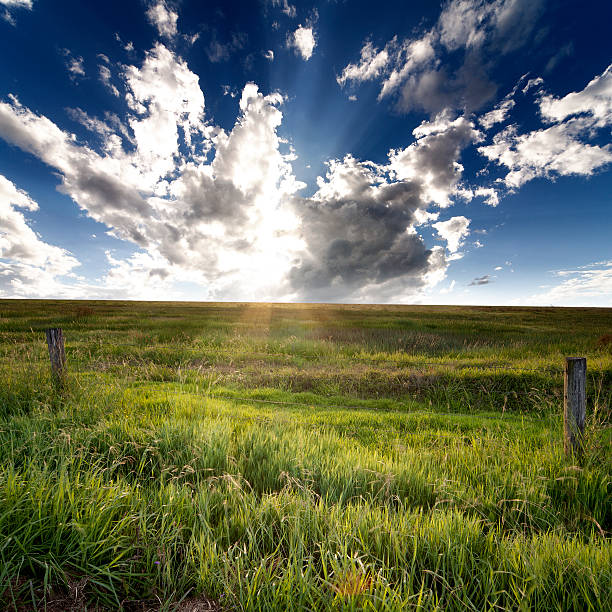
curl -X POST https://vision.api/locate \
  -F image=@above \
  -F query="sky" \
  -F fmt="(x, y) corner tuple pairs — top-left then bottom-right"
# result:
(0, 0), (611, 305)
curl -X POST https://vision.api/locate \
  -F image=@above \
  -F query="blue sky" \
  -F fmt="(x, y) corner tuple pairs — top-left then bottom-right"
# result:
(0, 0), (610, 305)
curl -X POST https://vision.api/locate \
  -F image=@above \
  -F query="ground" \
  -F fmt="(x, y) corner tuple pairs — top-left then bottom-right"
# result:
(0, 301), (610, 610)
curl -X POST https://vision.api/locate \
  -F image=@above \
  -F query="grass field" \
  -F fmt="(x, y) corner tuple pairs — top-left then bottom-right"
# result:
(0, 300), (610, 611)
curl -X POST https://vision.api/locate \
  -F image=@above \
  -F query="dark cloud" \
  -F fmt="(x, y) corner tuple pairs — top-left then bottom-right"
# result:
(344, 0), (546, 116)
(397, 53), (497, 115)
(206, 31), (247, 63)
(469, 274), (492, 285)
(289, 179), (439, 299)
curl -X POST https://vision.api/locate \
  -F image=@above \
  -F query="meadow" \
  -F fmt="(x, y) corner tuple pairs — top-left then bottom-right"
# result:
(0, 300), (610, 611)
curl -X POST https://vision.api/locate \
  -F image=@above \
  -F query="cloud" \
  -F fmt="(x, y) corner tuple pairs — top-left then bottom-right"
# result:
(287, 113), (482, 300)
(337, 40), (393, 86)
(0, 38), (481, 302)
(0, 47), (307, 300)
(98, 64), (120, 97)
(289, 156), (445, 300)
(270, 0), (296, 18)
(339, 0), (544, 115)
(264, 49), (274, 61)
(439, 0), (544, 54)
(477, 64), (612, 189)
(469, 274), (492, 285)
(206, 31), (247, 63)
(479, 96), (515, 129)
(0, 174), (81, 297)
(146, 0), (178, 39)
(389, 114), (482, 206)
(479, 122), (612, 188)
(527, 261), (612, 306)
(538, 64), (612, 127)
(287, 25), (316, 61)
(1, 0), (32, 25)
(62, 49), (85, 80)
(0, 0), (33, 7)
(432, 216), (471, 253)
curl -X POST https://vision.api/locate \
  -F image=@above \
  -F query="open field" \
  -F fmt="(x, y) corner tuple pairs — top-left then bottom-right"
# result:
(0, 300), (611, 610)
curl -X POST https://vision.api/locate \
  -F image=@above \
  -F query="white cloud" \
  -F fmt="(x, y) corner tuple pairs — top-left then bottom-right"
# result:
(432, 216), (471, 253)
(438, 0), (489, 51)
(337, 40), (392, 86)
(479, 121), (612, 188)
(99, 64), (120, 97)
(538, 64), (612, 127)
(0, 174), (81, 297)
(264, 49), (274, 61)
(62, 49), (85, 80)
(389, 114), (482, 206)
(0, 47), (308, 300)
(0, 39), (486, 302)
(1, 0), (32, 21)
(457, 186), (499, 206)
(146, 0), (178, 39)
(287, 25), (316, 61)
(479, 97), (515, 129)
(527, 261), (612, 306)
(479, 64), (612, 188)
(0, 0), (32, 7)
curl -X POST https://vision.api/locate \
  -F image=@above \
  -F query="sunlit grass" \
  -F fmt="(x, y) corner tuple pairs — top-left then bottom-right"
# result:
(0, 300), (610, 610)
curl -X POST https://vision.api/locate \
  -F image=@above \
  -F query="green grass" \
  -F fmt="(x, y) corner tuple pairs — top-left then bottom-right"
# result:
(0, 300), (610, 610)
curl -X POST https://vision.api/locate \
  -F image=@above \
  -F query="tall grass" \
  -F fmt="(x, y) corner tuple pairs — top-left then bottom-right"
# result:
(0, 300), (610, 610)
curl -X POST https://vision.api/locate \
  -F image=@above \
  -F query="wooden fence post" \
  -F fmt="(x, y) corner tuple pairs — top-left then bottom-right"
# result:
(564, 357), (586, 457)
(46, 327), (66, 389)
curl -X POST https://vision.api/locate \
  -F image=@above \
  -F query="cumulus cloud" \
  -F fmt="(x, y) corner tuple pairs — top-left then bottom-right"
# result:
(0, 174), (81, 297)
(479, 66), (612, 189)
(146, 0), (178, 39)
(0, 37), (482, 302)
(479, 122), (612, 188)
(432, 216), (471, 253)
(538, 64), (612, 127)
(339, 0), (544, 115)
(287, 25), (316, 61)
(287, 112), (485, 300)
(0, 0), (33, 6)
(0, 47), (307, 300)
(389, 114), (482, 206)
(289, 156), (444, 300)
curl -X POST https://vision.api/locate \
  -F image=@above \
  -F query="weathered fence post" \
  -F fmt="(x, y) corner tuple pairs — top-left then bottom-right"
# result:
(564, 357), (586, 457)
(46, 327), (66, 390)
